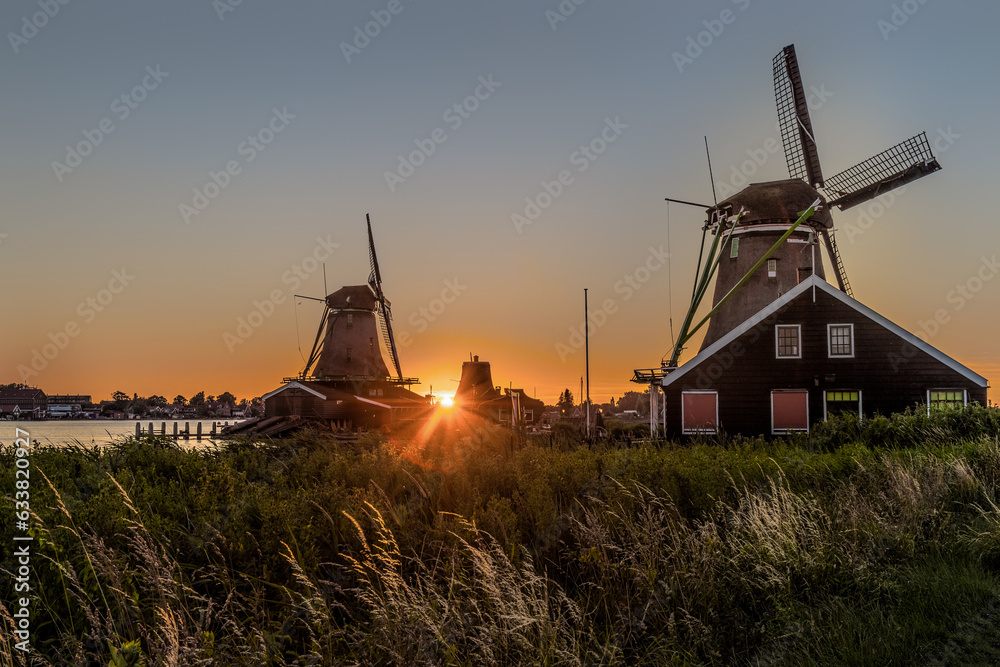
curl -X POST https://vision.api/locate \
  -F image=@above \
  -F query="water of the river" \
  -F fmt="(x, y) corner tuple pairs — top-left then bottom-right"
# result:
(0, 420), (242, 448)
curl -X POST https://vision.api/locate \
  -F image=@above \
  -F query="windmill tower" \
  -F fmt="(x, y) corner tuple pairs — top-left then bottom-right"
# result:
(455, 355), (501, 406)
(305, 214), (404, 381)
(696, 44), (942, 352)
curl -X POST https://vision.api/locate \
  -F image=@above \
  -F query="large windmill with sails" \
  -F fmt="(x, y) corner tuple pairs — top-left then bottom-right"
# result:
(633, 44), (986, 437)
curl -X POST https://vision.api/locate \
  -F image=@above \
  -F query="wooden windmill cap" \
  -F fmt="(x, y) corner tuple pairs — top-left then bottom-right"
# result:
(325, 284), (381, 310)
(713, 179), (833, 229)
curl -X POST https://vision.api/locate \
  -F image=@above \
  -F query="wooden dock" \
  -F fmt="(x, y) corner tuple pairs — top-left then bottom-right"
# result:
(134, 421), (234, 440)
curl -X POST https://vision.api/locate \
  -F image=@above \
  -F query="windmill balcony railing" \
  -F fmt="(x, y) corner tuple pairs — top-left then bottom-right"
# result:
(283, 374), (421, 386)
(632, 367), (677, 383)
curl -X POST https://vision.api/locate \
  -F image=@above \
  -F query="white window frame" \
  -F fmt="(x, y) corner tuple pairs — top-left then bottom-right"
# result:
(767, 258), (777, 278)
(926, 389), (967, 415)
(771, 389), (810, 434)
(681, 391), (718, 435)
(730, 237), (739, 258)
(823, 390), (862, 421)
(827, 323), (855, 358)
(775, 324), (802, 359)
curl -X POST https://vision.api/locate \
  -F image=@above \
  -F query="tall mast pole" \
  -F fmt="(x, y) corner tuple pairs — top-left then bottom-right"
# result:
(585, 288), (590, 440)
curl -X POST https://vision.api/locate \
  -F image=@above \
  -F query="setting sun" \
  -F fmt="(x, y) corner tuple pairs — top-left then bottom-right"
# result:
(439, 395), (455, 408)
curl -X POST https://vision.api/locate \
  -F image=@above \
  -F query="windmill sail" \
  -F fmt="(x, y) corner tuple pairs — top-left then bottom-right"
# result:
(302, 303), (330, 377)
(819, 228), (853, 298)
(774, 44), (824, 188)
(367, 214), (403, 379)
(821, 132), (941, 210)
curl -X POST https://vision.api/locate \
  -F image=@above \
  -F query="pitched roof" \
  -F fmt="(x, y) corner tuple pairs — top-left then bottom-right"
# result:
(663, 274), (987, 388)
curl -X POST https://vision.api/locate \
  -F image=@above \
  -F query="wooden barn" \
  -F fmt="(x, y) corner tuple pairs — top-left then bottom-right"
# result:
(262, 379), (429, 430)
(661, 275), (987, 436)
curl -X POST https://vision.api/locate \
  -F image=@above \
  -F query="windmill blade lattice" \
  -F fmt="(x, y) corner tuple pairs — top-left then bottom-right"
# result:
(366, 214), (403, 379)
(822, 132), (941, 210)
(773, 45), (824, 188)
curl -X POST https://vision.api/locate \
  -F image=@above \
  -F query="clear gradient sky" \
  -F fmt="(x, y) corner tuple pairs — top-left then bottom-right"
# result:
(2, 0), (998, 405)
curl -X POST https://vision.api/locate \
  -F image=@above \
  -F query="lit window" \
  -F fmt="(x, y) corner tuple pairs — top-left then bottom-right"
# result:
(767, 259), (777, 278)
(827, 324), (854, 358)
(928, 390), (965, 412)
(775, 325), (801, 358)
(825, 390), (861, 420)
(730, 238), (740, 258)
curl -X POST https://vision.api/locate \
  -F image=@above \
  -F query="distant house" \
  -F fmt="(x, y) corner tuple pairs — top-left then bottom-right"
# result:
(47, 394), (92, 418)
(232, 404), (253, 419)
(660, 275), (988, 437)
(479, 388), (546, 427)
(208, 401), (234, 418)
(0, 387), (47, 419)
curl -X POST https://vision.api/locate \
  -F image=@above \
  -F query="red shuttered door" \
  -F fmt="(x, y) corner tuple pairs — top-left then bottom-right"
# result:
(682, 392), (718, 434)
(772, 390), (809, 432)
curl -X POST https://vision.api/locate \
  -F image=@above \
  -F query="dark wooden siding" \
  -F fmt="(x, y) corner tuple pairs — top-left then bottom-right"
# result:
(664, 288), (988, 436)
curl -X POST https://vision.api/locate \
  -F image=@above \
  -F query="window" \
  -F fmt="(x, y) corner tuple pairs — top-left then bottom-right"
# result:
(767, 259), (777, 278)
(347, 314), (353, 328)
(772, 390), (809, 433)
(824, 390), (861, 420)
(775, 325), (801, 358)
(928, 390), (965, 413)
(827, 324), (854, 358)
(730, 238), (740, 258)
(682, 391), (718, 434)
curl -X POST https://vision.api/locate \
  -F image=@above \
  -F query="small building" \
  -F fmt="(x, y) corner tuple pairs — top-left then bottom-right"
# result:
(660, 275), (988, 437)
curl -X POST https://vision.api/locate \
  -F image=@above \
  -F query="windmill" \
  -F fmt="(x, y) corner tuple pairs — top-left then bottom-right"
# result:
(635, 43), (942, 389)
(299, 214), (404, 382)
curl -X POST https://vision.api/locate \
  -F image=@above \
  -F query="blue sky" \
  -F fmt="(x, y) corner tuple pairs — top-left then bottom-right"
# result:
(2, 0), (998, 404)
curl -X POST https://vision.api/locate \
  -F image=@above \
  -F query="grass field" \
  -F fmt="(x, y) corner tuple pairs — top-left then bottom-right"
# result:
(3, 405), (1000, 665)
